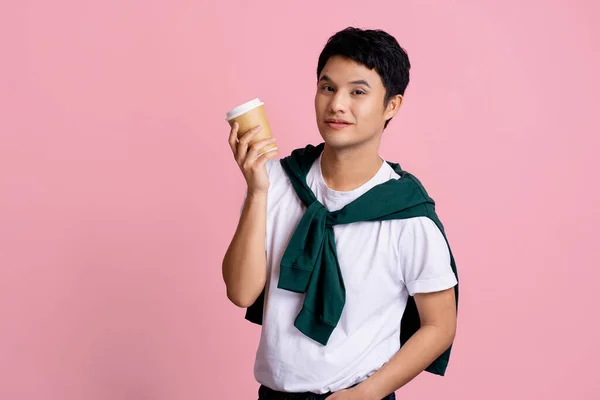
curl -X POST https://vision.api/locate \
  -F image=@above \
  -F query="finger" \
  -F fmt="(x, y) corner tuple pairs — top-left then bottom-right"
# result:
(228, 122), (239, 155)
(254, 146), (279, 169)
(243, 139), (276, 170)
(237, 125), (262, 162)
(238, 124), (262, 146)
(246, 137), (276, 162)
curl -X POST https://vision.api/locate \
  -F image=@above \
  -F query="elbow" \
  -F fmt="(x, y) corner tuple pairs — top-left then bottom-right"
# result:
(447, 326), (457, 346)
(222, 257), (265, 308)
(226, 288), (257, 308)
(444, 320), (457, 347)
(424, 319), (457, 348)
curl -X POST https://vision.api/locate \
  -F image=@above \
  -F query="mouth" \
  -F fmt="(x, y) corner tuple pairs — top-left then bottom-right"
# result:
(325, 119), (353, 129)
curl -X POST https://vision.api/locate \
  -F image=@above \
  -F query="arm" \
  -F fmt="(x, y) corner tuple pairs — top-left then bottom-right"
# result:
(348, 288), (457, 399)
(330, 217), (458, 400)
(222, 122), (278, 307)
(222, 192), (268, 307)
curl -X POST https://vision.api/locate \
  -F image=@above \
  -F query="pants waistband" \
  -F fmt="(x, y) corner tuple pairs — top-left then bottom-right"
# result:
(258, 384), (396, 400)
(258, 385), (332, 400)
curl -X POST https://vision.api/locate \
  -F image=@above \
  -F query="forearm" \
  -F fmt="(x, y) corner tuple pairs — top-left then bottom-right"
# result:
(356, 323), (456, 399)
(222, 192), (268, 307)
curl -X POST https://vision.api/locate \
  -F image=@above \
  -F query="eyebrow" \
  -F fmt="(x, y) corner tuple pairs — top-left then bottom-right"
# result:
(319, 75), (371, 88)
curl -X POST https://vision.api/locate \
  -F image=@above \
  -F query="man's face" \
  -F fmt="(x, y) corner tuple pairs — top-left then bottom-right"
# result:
(314, 55), (400, 150)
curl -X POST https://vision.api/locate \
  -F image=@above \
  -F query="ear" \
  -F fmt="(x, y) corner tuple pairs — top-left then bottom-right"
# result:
(384, 94), (403, 120)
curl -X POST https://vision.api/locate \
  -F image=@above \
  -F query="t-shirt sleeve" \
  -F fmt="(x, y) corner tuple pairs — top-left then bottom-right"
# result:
(399, 216), (457, 296)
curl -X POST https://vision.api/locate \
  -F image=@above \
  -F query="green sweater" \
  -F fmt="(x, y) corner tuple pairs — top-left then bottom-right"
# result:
(245, 143), (459, 376)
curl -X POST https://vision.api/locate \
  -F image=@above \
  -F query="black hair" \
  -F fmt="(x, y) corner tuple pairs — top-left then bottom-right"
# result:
(317, 27), (411, 128)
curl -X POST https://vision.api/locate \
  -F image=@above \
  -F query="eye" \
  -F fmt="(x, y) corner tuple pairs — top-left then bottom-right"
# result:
(352, 89), (366, 95)
(321, 85), (334, 92)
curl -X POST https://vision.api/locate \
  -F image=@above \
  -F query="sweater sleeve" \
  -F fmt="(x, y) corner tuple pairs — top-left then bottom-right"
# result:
(399, 217), (457, 296)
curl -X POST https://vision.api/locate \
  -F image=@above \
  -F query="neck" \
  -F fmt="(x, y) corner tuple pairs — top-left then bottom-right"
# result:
(320, 141), (384, 192)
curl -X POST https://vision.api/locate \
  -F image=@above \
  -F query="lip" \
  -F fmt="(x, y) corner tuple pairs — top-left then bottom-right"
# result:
(325, 119), (353, 129)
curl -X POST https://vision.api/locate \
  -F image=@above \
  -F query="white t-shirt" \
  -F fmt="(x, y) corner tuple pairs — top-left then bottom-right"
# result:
(251, 154), (457, 394)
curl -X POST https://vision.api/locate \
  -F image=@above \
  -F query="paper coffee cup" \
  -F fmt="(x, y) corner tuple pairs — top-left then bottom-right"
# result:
(226, 98), (277, 155)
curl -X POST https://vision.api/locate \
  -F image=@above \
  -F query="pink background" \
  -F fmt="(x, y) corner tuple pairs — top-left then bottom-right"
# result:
(1, 0), (599, 399)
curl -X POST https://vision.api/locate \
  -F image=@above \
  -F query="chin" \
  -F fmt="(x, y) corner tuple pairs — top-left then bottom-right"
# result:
(319, 133), (361, 150)
(318, 128), (379, 152)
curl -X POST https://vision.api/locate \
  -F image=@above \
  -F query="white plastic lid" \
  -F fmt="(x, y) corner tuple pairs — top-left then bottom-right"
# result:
(225, 98), (264, 121)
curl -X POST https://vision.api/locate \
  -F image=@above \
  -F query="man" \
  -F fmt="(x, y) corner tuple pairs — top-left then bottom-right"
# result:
(223, 27), (458, 400)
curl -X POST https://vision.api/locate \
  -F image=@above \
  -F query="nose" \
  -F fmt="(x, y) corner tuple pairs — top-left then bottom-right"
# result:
(328, 91), (348, 114)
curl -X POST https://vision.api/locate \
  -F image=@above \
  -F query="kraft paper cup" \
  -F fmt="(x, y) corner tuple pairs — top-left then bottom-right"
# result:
(226, 98), (277, 156)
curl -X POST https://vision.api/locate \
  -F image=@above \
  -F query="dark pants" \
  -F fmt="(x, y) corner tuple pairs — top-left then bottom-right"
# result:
(258, 384), (396, 400)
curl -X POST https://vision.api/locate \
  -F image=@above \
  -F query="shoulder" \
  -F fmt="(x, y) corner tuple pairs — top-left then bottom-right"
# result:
(396, 216), (455, 294)
(398, 217), (447, 248)
(383, 159), (435, 201)
(393, 216), (450, 271)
